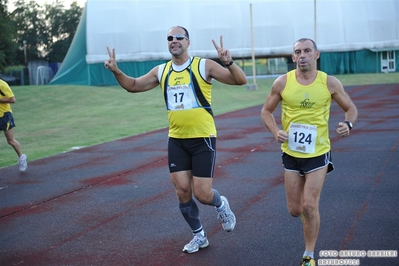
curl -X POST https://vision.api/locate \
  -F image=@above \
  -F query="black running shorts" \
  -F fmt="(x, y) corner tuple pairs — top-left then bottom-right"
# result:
(282, 151), (334, 176)
(0, 112), (15, 132)
(168, 137), (216, 177)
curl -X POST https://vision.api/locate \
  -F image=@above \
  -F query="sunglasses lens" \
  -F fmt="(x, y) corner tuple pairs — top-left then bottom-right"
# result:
(167, 35), (186, 41)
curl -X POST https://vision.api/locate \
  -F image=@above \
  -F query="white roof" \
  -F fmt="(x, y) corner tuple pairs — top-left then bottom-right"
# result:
(85, 0), (399, 64)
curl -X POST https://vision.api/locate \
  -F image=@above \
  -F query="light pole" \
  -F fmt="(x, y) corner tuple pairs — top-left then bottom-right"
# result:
(23, 40), (27, 68)
(23, 40), (27, 85)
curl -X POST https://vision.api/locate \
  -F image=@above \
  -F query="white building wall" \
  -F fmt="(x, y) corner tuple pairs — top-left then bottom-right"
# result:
(85, 0), (399, 64)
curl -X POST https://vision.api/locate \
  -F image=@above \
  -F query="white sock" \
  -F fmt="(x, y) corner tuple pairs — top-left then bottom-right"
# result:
(216, 201), (225, 211)
(195, 230), (205, 236)
(303, 251), (314, 259)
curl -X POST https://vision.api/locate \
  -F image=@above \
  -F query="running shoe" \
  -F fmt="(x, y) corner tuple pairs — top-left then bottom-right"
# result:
(19, 154), (27, 172)
(217, 196), (236, 232)
(182, 233), (209, 253)
(301, 256), (315, 266)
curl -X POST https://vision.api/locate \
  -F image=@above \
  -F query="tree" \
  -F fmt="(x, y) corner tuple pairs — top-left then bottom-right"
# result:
(45, 1), (83, 62)
(4, 0), (82, 67)
(0, 0), (18, 71)
(10, 0), (48, 66)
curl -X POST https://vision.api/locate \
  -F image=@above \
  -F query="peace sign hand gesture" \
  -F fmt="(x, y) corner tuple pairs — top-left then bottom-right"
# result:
(212, 35), (232, 66)
(104, 46), (119, 72)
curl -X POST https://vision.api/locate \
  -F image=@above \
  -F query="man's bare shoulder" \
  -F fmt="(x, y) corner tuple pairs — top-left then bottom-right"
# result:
(272, 74), (288, 93)
(326, 75), (344, 94)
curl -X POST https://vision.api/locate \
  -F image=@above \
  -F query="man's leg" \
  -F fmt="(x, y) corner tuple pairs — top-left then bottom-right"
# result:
(192, 176), (236, 232)
(192, 176), (214, 204)
(302, 166), (327, 252)
(4, 128), (23, 157)
(170, 171), (209, 253)
(285, 166), (326, 265)
(170, 171), (204, 232)
(171, 171), (230, 229)
(4, 128), (27, 171)
(284, 170), (305, 217)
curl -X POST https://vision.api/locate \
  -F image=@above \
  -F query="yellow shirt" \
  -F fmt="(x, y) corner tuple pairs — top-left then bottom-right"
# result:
(281, 70), (332, 158)
(160, 57), (216, 138)
(0, 79), (14, 116)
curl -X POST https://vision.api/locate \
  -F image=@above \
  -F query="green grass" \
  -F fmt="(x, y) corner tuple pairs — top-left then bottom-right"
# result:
(1, 72), (398, 168)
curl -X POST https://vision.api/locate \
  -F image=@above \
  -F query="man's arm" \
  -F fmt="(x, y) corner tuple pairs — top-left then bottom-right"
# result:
(261, 75), (288, 143)
(104, 47), (160, 93)
(206, 59), (247, 85)
(0, 96), (15, 104)
(328, 75), (358, 137)
(206, 36), (247, 85)
(0, 85), (15, 103)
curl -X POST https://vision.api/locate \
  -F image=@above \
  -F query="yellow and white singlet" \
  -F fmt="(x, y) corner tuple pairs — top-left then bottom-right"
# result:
(158, 57), (216, 139)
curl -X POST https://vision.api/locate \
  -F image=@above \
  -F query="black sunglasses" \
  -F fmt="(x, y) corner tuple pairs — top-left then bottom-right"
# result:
(167, 34), (188, 41)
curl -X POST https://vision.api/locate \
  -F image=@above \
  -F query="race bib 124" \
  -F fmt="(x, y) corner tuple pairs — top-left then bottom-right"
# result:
(288, 123), (317, 154)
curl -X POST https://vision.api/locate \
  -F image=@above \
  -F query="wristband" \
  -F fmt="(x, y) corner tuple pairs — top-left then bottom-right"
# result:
(225, 60), (234, 67)
(344, 121), (353, 130)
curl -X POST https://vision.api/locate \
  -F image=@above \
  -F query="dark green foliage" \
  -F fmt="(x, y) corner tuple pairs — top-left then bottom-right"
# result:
(0, 0), (83, 71)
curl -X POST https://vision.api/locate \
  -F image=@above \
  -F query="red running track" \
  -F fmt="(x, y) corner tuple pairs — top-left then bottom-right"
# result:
(0, 84), (398, 265)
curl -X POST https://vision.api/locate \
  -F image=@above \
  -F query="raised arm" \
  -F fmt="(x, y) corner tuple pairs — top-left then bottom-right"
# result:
(104, 47), (160, 93)
(205, 36), (247, 85)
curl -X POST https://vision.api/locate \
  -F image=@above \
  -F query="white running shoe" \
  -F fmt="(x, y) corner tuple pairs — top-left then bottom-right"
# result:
(19, 154), (28, 172)
(217, 196), (236, 232)
(182, 233), (209, 253)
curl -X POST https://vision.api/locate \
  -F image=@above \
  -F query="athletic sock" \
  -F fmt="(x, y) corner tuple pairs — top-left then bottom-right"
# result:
(210, 189), (223, 209)
(193, 228), (205, 236)
(216, 200), (225, 212)
(179, 198), (202, 232)
(303, 251), (314, 259)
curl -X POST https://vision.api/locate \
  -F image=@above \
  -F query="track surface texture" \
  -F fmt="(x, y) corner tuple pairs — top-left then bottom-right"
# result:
(1, 84), (398, 266)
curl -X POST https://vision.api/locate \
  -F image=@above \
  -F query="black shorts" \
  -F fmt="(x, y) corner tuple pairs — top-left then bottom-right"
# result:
(282, 151), (334, 176)
(168, 137), (216, 178)
(0, 112), (15, 131)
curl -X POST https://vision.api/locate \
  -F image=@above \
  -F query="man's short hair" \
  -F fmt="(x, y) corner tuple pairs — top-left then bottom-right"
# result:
(294, 38), (318, 51)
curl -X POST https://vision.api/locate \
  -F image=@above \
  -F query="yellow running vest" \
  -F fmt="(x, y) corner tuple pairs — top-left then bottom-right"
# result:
(0, 79), (13, 116)
(160, 57), (216, 138)
(281, 70), (332, 158)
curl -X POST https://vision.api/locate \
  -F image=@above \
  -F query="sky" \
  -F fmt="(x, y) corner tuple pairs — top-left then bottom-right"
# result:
(8, 0), (87, 11)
